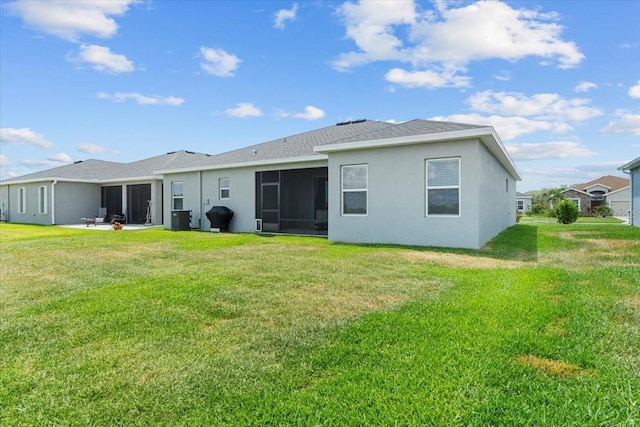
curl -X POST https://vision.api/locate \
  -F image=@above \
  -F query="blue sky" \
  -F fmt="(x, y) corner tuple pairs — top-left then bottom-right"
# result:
(1, 0), (638, 191)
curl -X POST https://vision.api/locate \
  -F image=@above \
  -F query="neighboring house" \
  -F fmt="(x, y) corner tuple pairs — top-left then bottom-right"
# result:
(561, 175), (630, 216)
(0, 151), (213, 226)
(0, 119), (522, 249)
(619, 156), (640, 227)
(516, 192), (532, 213)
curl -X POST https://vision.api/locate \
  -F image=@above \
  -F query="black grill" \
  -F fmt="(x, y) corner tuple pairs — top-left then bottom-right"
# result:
(205, 206), (234, 231)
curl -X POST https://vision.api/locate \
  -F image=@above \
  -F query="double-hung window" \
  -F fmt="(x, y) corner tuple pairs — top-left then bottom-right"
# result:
(18, 187), (26, 214)
(38, 186), (47, 214)
(426, 158), (460, 216)
(341, 164), (367, 215)
(172, 181), (183, 210)
(219, 178), (230, 199)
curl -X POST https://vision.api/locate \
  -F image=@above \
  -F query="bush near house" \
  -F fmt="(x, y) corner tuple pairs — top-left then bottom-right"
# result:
(592, 205), (614, 218)
(555, 199), (579, 224)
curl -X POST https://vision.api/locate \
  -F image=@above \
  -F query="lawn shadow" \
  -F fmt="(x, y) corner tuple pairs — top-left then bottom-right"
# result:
(479, 224), (539, 262)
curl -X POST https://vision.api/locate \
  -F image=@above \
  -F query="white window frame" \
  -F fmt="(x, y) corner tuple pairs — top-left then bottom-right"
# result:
(18, 187), (26, 214)
(219, 178), (230, 200)
(38, 186), (47, 214)
(426, 157), (461, 217)
(517, 200), (524, 211)
(570, 198), (581, 211)
(171, 181), (184, 210)
(341, 164), (368, 216)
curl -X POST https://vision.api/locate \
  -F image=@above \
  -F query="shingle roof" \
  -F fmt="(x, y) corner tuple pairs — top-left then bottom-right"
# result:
(573, 175), (629, 192)
(0, 150), (213, 184)
(0, 119), (493, 184)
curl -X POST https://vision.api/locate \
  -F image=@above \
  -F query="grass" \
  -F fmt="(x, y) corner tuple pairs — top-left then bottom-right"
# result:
(1, 222), (639, 425)
(520, 214), (625, 224)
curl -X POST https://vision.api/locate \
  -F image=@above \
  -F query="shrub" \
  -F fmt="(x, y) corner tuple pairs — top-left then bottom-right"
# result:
(555, 200), (579, 224)
(530, 203), (545, 215)
(592, 205), (613, 218)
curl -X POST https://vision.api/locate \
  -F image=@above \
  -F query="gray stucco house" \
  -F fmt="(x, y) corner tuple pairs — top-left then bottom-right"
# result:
(620, 156), (640, 227)
(0, 119), (521, 249)
(516, 192), (533, 213)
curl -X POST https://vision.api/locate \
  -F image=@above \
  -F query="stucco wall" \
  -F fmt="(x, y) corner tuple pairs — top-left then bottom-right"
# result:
(5, 182), (53, 225)
(54, 182), (101, 224)
(0, 185), (9, 221)
(163, 160), (327, 232)
(327, 139), (496, 249)
(478, 143), (516, 247)
(607, 187), (630, 216)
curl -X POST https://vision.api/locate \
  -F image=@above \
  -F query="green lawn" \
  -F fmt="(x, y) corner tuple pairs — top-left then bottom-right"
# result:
(520, 214), (625, 224)
(1, 223), (639, 426)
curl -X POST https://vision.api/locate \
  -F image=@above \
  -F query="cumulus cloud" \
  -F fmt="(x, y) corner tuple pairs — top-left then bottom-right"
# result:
(600, 110), (640, 136)
(77, 142), (106, 154)
(629, 81), (640, 99)
(70, 44), (135, 73)
(199, 47), (241, 77)
(21, 153), (73, 169)
(467, 90), (602, 121)
(333, 0), (583, 87)
(429, 113), (571, 141)
(0, 154), (9, 167)
(505, 141), (597, 160)
(385, 67), (471, 88)
(0, 127), (54, 148)
(225, 103), (263, 118)
(98, 92), (184, 106)
(277, 105), (326, 120)
(575, 81), (597, 92)
(4, 0), (138, 42)
(274, 3), (298, 29)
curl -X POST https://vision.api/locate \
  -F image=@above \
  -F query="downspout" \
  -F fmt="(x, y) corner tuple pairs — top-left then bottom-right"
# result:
(198, 170), (203, 229)
(51, 180), (57, 224)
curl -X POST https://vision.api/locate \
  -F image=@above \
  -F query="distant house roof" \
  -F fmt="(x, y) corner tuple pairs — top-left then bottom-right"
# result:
(564, 175), (630, 194)
(1, 119), (521, 184)
(0, 150), (213, 185)
(516, 192), (532, 198)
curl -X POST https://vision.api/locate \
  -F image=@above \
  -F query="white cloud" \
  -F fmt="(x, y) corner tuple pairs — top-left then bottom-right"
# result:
(0, 127), (54, 148)
(505, 141), (597, 160)
(21, 153), (73, 169)
(0, 154), (9, 167)
(274, 3), (298, 29)
(429, 113), (571, 141)
(385, 67), (471, 89)
(333, 0), (584, 77)
(72, 44), (135, 73)
(278, 106), (326, 120)
(199, 47), (241, 77)
(629, 81), (640, 99)
(467, 90), (602, 121)
(98, 92), (184, 106)
(494, 70), (511, 81)
(600, 111), (640, 136)
(77, 142), (106, 154)
(5, 0), (138, 42)
(225, 103), (263, 118)
(575, 81), (597, 92)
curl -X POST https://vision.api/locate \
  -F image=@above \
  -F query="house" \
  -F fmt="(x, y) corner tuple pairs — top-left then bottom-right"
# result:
(516, 192), (532, 213)
(619, 156), (640, 227)
(0, 151), (214, 226)
(0, 119), (522, 249)
(561, 175), (630, 216)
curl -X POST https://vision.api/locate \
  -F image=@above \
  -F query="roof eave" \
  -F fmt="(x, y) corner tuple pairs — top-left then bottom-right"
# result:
(619, 157), (640, 173)
(314, 127), (523, 181)
(154, 154), (328, 175)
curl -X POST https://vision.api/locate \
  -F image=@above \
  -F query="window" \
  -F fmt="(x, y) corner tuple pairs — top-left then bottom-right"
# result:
(38, 186), (47, 214)
(426, 158), (460, 216)
(172, 181), (183, 210)
(18, 187), (26, 214)
(517, 200), (524, 211)
(341, 164), (367, 215)
(219, 178), (230, 199)
(506, 179), (509, 193)
(570, 198), (581, 211)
